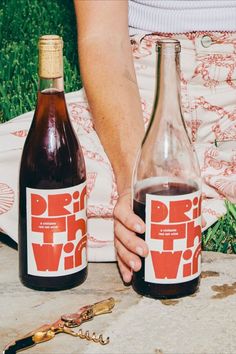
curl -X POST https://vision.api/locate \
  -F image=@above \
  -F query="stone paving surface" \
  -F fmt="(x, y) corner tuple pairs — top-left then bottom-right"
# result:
(0, 240), (236, 354)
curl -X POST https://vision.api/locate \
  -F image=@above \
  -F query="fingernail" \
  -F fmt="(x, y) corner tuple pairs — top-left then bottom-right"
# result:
(134, 223), (142, 233)
(136, 246), (143, 256)
(129, 260), (136, 270)
(123, 274), (131, 283)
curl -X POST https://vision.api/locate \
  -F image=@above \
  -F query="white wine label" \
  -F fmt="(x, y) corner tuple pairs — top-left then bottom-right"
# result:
(26, 182), (87, 277)
(145, 190), (201, 284)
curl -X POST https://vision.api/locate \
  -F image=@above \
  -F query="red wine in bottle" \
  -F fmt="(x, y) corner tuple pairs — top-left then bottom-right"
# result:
(19, 36), (87, 291)
(133, 182), (201, 299)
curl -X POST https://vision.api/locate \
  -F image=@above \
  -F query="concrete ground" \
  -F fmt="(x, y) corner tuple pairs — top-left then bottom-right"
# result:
(0, 238), (236, 354)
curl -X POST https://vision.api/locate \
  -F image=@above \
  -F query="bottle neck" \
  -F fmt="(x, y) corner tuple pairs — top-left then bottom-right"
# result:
(38, 77), (64, 93)
(155, 45), (180, 117)
(134, 39), (201, 191)
(38, 35), (64, 93)
(143, 42), (182, 146)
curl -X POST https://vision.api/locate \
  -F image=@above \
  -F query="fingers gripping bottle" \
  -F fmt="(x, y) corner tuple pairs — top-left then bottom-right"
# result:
(19, 36), (87, 290)
(132, 39), (202, 299)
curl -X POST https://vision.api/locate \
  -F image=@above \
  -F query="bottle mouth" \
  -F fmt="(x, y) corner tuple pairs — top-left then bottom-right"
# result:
(156, 39), (181, 53)
(38, 35), (63, 51)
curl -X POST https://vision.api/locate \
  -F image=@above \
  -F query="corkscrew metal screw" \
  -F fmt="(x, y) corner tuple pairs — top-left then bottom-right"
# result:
(62, 327), (110, 345)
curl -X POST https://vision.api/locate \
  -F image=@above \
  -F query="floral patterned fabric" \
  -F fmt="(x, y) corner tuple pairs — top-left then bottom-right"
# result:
(0, 31), (235, 261)
(132, 31), (236, 226)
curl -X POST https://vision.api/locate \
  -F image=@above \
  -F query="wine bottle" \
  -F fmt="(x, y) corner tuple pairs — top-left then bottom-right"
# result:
(132, 39), (202, 299)
(19, 35), (87, 291)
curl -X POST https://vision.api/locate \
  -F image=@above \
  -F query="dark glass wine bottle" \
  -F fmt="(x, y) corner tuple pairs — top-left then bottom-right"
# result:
(19, 35), (87, 291)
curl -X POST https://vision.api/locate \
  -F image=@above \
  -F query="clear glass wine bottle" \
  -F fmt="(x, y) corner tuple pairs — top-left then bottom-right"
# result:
(132, 39), (202, 299)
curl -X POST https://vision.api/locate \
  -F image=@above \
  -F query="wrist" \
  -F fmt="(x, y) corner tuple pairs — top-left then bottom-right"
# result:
(115, 171), (132, 195)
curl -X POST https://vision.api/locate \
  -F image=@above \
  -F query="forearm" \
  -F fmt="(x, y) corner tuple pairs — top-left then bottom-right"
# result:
(74, 1), (148, 279)
(73, 0), (144, 192)
(79, 36), (144, 193)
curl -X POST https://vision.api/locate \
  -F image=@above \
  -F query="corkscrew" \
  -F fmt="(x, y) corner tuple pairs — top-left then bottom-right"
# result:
(62, 327), (110, 345)
(3, 297), (115, 353)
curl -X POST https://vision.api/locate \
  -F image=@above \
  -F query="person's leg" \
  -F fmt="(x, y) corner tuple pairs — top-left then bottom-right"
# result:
(178, 31), (236, 228)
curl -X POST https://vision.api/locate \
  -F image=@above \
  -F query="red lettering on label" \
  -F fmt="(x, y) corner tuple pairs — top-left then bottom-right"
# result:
(193, 196), (199, 219)
(183, 263), (192, 277)
(28, 184), (87, 276)
(73, 191), (80, 213)
(64, 236), (87, 269)
(192, 243), (201, 274)
(64, 256), (74, 270)
(48, 193), (72, 216)
(75, 235), (87, 267)
(64, 242), (74, 269)
(187, 221), (201, 248)
(31, 194), (47, 216)
(64, 242), (74, 253)
(198, 196), (202, 217)
(80, 186), (86, 211)
(193, 197), (198, 206)
(183, 249), (193, 276)
(146, 191), (202, 284)
(67, 215), (86, 241)
(32, 243), (63, 271)
(183, 244), (200, 277)
(183, 249), (192, 260)
(151, 200), (168, 223)
(169, 199), (192, 222)
(151, 251), (182, 279)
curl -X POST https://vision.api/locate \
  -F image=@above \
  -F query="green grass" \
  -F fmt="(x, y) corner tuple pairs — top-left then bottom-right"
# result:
(0, 0), (235, 254)
(0, 0), (81, 122)
(202, 200), (236, 253)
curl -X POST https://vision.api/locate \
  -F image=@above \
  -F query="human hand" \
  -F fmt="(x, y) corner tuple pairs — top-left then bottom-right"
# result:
(114, 189), (206, 283)
(113, 189), (149, 283)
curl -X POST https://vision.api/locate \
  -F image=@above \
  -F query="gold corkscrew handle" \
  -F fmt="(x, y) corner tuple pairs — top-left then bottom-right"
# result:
(63, 327), (110, 345)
